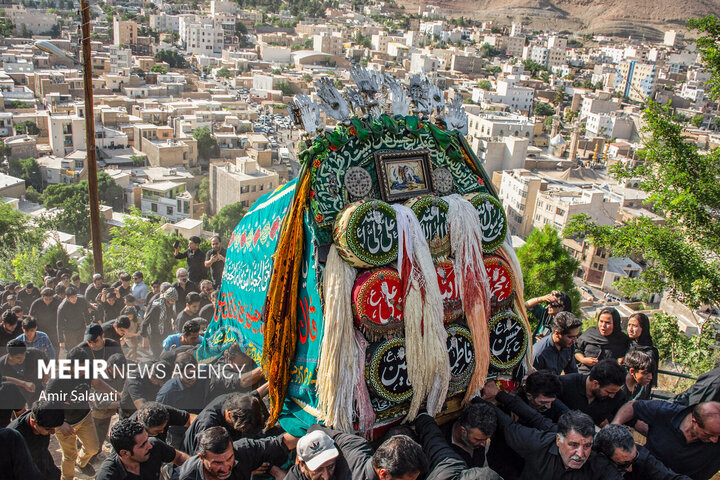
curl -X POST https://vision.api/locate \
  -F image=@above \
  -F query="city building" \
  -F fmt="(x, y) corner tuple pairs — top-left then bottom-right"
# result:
(113, 17), (138, 47)
(533, 187), (620, 233)
(48, 114), (86, 157)
(140, 181), (194, 222)
(614, 60), (657, 102)
(496, 168), (548, 238)
(209, 156), (280, 214)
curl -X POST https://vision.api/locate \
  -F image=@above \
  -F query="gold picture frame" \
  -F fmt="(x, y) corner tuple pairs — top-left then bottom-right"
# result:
(374, 149), (434, 202)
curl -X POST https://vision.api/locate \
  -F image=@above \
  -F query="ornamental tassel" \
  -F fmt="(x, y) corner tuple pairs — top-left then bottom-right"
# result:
(393, 205), (450, 420)
(497, 239), (533, 374)
(316, 244), (358, 431)
(353, 330), (375, 437)
(444, 194), (492, 405)
(261, 171), (310, 429)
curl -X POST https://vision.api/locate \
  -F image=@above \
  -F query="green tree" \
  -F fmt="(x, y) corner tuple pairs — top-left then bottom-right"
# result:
(480, 43), (499, 58)
(150, 64), (168, 74)
(0, 19), (14, 37)
(534, 102), (554, 117)
(517, 225), (581, 317)
(49, 23), (61, 38)
(24, 186), (42, 203)
(130, 154), (146, 167)
(523, 59), (546, 77)
(14, 120), (40, 135)
(98, 172), (125, 211)
(691, 113), (705, 128)
(154, 49), (187, 68)
(196, 177), (209, 204)
(688, 15), (720, 100)
(19, 24), (30, 38)
(8, 157), (43, 191)
(553, 87), (566, 106)
(476, 80), (492, 90)
(193, 127), (218, 161)
(207, 202), (246, 240)
(277, 80), (293, 95)
(714, 116), (720, 130)
(46, 191), (96, 245)
(563, 100), (720, 309)
(216, 67), (232, 78)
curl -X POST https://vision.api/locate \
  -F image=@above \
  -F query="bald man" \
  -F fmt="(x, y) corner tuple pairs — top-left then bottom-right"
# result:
(613, 400), (720, 480)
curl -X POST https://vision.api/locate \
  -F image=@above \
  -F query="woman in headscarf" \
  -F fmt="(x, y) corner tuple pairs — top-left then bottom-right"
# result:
(626, 312), (660, 386)
(575, 307), (630, 374)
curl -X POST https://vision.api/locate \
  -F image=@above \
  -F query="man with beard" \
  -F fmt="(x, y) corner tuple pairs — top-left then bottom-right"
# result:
(533, 311), (582, 375)
(204, 236), (226, 290)
(174, 292), (201, 333)
(558, 360), (627, 427)
(96, 419), (188, 480)
(76, 324), (126, 362)
(29, 288), (61, 352)
(0, 310), (24, 354)
(439, 401), (497, 468)
(174, 237), (207, 285)
(486, 371), (567, 478)
(0, 339), (48, 404)
(493, 408), (617, 479)
(178, 426), (297, 480)
(172, 268), (199, 316)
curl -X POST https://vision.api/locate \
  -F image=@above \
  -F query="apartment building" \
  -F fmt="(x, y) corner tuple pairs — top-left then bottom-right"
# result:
(209, 156), (280, 214)
(614, 60), (657, 102)
(496, 168), (548, 238)
(141, 181), (194, 222)
(533, 187), (620, 233)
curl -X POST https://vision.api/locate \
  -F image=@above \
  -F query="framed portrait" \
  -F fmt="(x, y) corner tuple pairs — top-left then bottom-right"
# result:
(374, 149), (434, 202)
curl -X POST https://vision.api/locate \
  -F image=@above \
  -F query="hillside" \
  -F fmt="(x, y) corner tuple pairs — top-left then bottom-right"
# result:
(400, 0), (720, 40)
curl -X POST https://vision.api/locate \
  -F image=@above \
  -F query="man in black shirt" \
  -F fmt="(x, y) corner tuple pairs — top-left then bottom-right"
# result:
(112, 273), (133, 298)
(0, 310), (24, 353)
(174, 292), (201, 333)
(76, 324), (126, 363)
(17, 282), (40, 307)
(46, 346), (121, 479)
(494, 407), (617, 480)
(178, 426), (298, 480)
(97, 287), (124, 324)
(0, 380), (28, 427)
(172, 269), (199, 316)
(0, 293), (22, 316)
(592, 424), (693, 480)
(439, 400), (497, 469)
(199, 291), (216, 324)
(57, 285), (93, 350)
(102, 316), (131, 344)
(0, 339), (48, 403)
(29, 288), (61, 354)
(174, 236), (207, 285)
(204, 236), (226, 290)
(120, 361), (172, 414)
(71, 274), (88, 298)
(86, 274), (109, 307)
(8, 400), (65, 480)
(97, 419), (188, 480)
(183, 392), (264, 454)
(558, 360), (627, 427)
(132, 402), (193, 443)
(0, 427), (45, 479)
(613, 400), (720, 480)
(141, 289), (177, 357)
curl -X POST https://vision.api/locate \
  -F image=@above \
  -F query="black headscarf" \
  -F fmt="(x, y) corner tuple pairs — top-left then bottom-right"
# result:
(628, 313), (659, 386)
(577, 307), (630, 371)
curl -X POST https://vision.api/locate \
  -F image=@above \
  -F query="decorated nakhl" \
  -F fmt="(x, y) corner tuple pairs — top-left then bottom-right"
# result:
(197, 69), (533, 437)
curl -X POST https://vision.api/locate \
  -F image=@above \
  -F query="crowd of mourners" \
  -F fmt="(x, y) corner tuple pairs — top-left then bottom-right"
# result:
(0, 237), (720, 480)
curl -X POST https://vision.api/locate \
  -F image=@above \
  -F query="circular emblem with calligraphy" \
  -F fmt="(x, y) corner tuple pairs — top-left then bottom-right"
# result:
(435, 260), (462, 323)
(433, 167), (454, 195)
(404, 196), (450, 258)
(488, 310), (530, 371)
(344, 167), (373, 199)
(446, 324), (475, 394)
(366, 337), (413, 403)
(333, 200), (399, 268)
(483, 256), (515, 309)
(464, 193), (508, 253)
(352, 268), (404, 339)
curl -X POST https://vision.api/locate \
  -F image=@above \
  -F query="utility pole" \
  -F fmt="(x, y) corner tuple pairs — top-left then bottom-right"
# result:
(81, 0), (104, 275)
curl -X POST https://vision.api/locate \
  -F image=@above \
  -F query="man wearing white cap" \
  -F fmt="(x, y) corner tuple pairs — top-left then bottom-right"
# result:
(292, 430), (340, 480)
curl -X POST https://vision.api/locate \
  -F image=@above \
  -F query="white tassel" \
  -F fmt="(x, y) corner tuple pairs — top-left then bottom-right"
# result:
(317, 245), (358, 431)
(393, 204), (450, 419)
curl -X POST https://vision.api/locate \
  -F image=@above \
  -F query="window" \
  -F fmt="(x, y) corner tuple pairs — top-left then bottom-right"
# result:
(167, 206), (174, 215)
(151, 203), (157, 212)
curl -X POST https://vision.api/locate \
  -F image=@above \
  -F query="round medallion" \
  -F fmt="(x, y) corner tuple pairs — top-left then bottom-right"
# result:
(352, 268), (404, 339)
(404, 196), (450, 258)
(333, 200), (399, 268)
(464, 193), (508, 253)
(446, 324), (475, 394)
(435, 261), (462, 323)
(366, 337), (413, 403)
(433, 167), (454, 195)
(344, 167), (373, 199)
(488, 309), (529, 371)
(483, 256), (515, 309)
